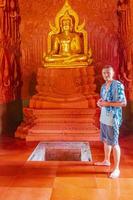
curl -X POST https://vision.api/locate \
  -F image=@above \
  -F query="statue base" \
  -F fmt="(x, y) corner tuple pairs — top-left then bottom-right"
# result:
(15, 65), (99, 141)
(30, 98), (89, 109)
(15, 107), (100, 141)
(43, 62), (89, 68)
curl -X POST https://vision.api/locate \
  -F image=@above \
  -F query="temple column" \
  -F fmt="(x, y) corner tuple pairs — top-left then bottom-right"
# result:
(0, 0), (22, 135)
(0, 0), (21, 104)
(117, 0), (133, 130)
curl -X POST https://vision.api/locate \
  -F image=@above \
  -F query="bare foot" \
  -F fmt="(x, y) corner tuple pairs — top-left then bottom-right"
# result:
(94, 160), (111, 166)
(109, 169), (120, 179)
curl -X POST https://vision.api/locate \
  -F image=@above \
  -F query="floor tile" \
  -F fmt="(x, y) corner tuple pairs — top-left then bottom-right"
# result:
(0, 187), (52, 200)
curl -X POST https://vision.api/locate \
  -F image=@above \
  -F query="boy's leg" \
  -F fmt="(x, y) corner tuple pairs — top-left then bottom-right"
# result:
(95, 123), (112, 166)
(109, 127), (120, 178)
(94, 141), (112, 166)
(104, 141), (112, 163)
(109, 144), (120, 178)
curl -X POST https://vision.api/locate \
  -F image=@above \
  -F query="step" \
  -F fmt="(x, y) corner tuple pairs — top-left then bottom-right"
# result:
(29, 123), (98, 131)
(24, 108), (96, 115)
(29, 127), (99, 134)
(34, 117), (95, 123)
(33, 114), (96, 119)
(26, 133), (100, 142)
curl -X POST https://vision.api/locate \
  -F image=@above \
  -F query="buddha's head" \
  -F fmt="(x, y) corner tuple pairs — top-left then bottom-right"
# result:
(60, 11), (73, 32)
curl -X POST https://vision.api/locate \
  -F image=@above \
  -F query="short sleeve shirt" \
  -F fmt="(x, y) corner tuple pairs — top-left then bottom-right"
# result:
(100, 80), (127, 130)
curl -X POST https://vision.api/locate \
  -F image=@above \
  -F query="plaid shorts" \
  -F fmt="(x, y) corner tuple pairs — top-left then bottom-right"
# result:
(100, 123), (119, 146)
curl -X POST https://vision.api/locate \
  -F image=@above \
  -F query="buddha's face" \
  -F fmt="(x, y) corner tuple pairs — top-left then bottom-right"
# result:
(61, 19), (71, 32)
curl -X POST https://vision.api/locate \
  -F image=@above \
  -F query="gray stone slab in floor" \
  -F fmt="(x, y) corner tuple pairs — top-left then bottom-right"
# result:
(28, 142), (92, 162)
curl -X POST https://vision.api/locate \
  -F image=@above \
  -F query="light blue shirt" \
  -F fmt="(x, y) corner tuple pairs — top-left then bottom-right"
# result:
(100, 107), (113, 126)
(100, 80), (127, 130)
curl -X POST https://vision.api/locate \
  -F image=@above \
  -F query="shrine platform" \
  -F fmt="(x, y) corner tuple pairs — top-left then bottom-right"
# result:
(15, 108), (99, 141)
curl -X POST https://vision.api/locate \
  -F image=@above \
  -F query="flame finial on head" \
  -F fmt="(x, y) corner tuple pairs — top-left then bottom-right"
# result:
(65, 0), (69, 6)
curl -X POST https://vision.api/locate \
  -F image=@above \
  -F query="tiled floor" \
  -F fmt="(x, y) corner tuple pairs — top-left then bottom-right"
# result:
(0, 134), (133, 200)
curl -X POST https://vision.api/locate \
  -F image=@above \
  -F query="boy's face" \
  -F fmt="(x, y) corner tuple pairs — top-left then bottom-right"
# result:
(102, 68), (114, 82)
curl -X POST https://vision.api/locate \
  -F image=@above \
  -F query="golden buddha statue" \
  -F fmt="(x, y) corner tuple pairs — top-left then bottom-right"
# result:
(43, 0), (92, 68)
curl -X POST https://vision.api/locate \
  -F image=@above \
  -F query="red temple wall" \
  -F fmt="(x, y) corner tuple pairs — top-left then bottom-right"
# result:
(0, 0), (133, 134)
(19, 0), (120, 100)
(19, 0), (133, 132)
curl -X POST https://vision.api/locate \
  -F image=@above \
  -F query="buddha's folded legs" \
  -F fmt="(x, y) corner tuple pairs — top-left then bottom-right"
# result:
(45, 53), (88, 63)
(45, 55), (67, 62)
(63, 54), (88, 63)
